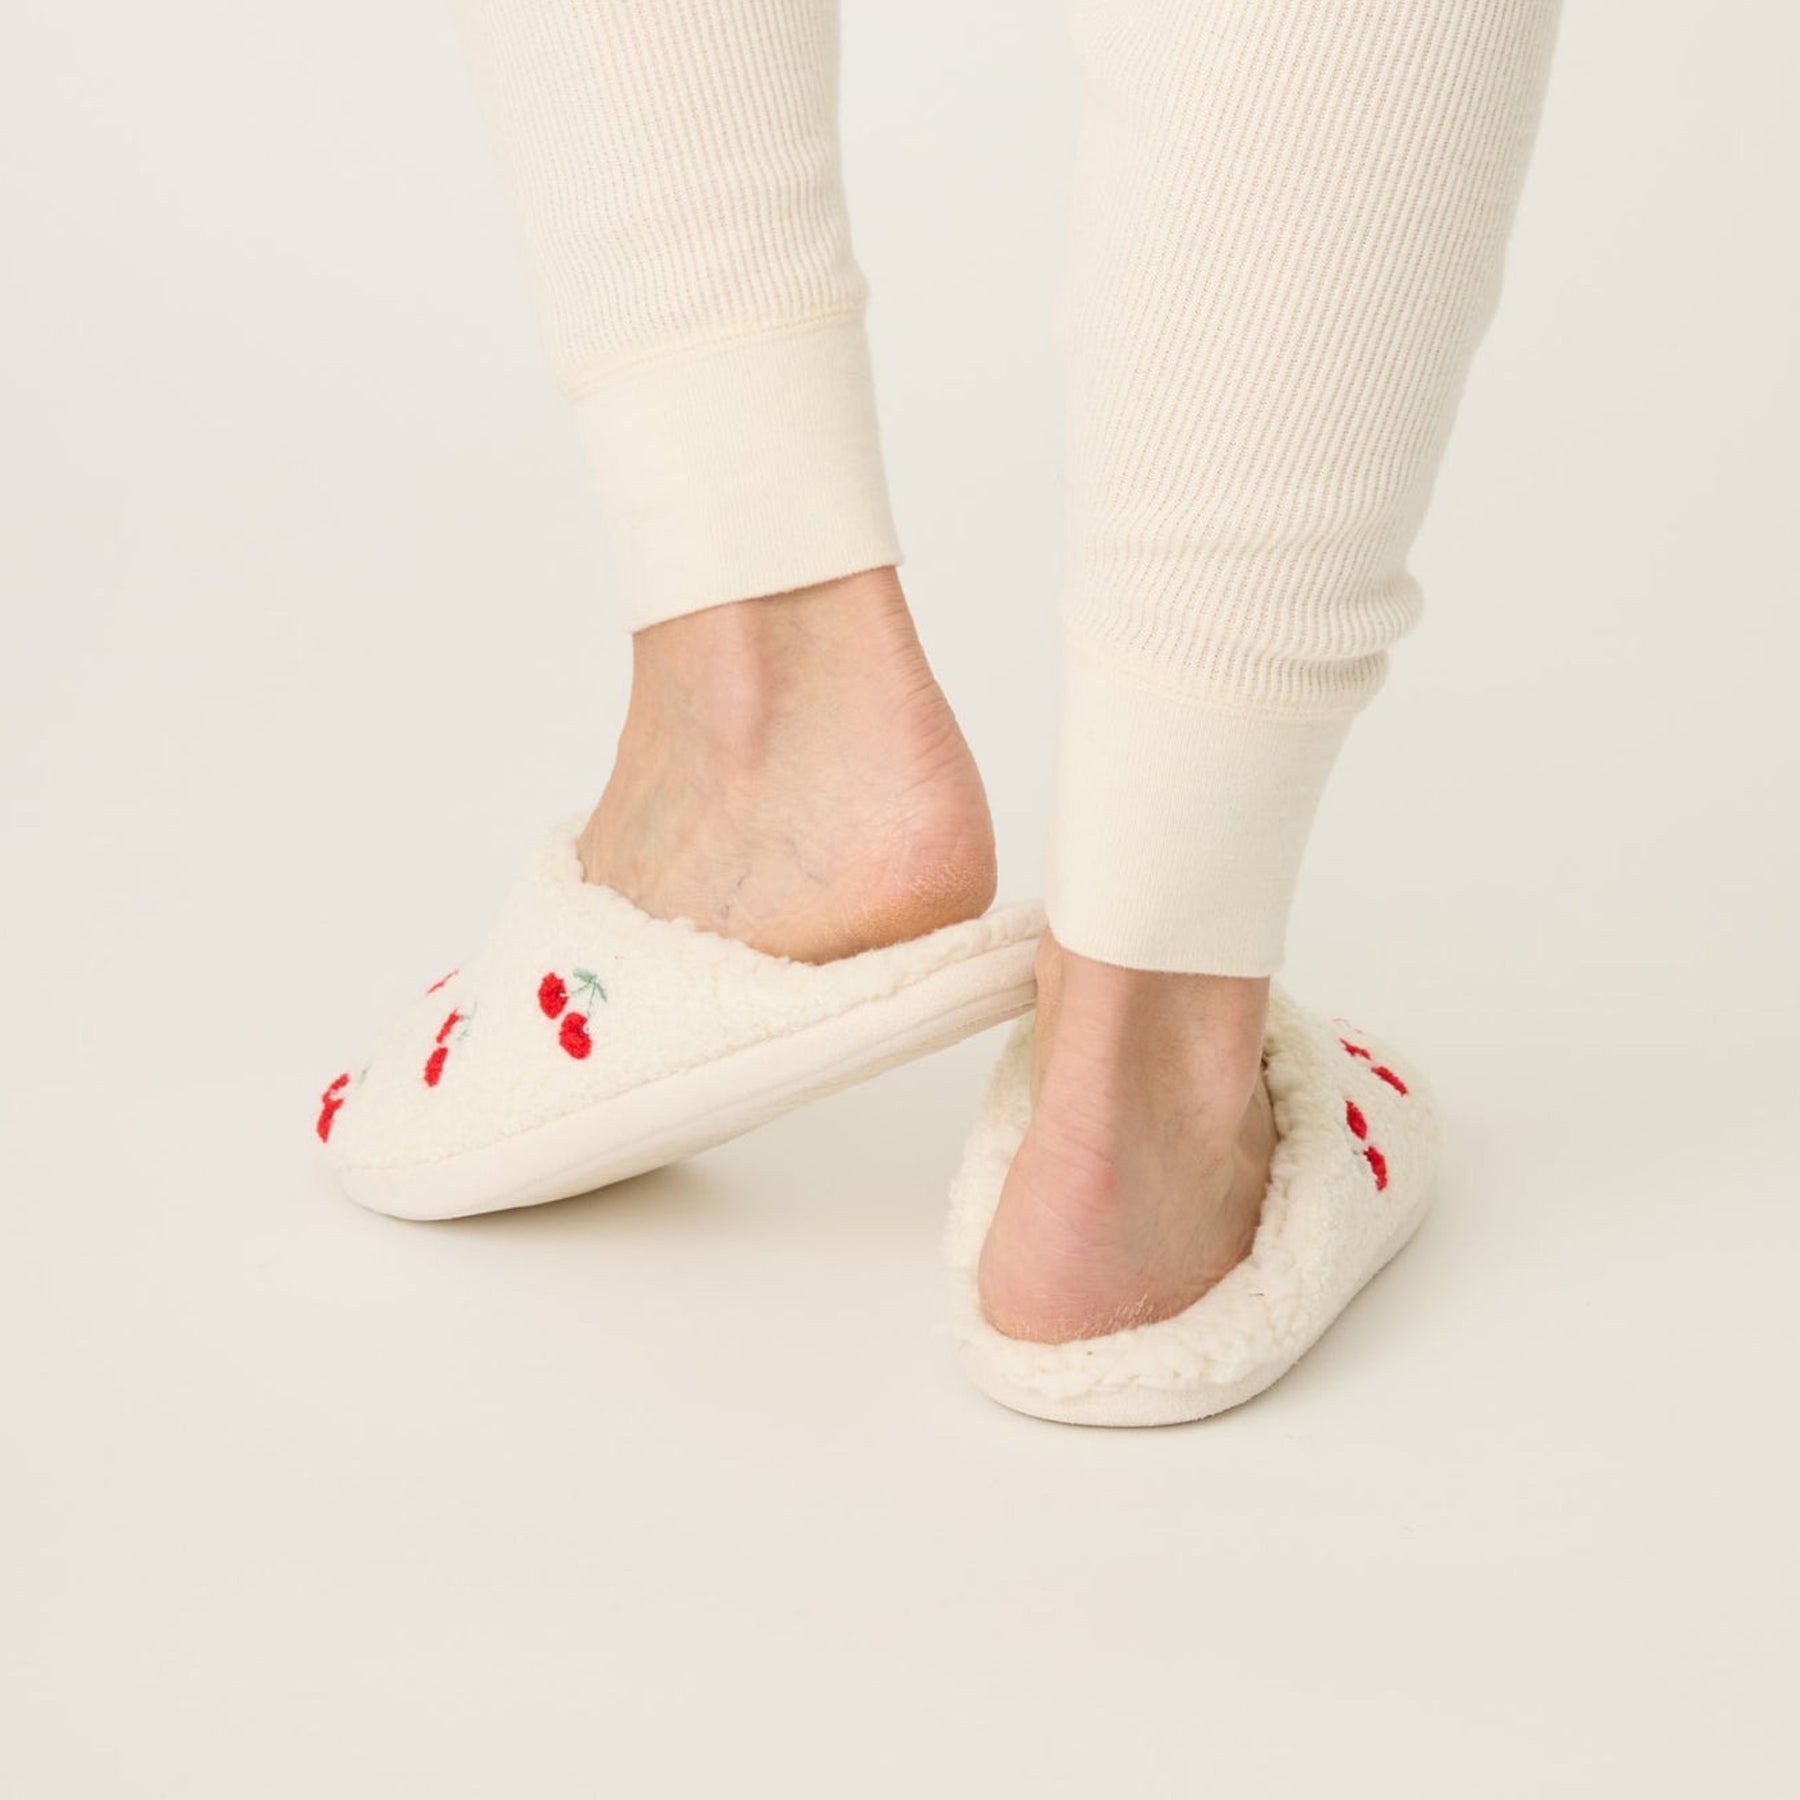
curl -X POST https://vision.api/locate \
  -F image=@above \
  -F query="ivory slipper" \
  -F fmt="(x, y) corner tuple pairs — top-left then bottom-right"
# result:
(944, 991), (1439, 1427)
(318, 822), (1044, 1220)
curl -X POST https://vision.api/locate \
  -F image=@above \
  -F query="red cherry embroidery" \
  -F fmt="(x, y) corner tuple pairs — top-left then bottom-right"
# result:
(1342, 1098), (1389, 1191)
(316, 1073), (350, 1143)
(1340, 1034), (1406, 1192)
(422, 1008), (473, 1086)
(540, 968), (605, 1056)
(1340, 1037), (1407, 1095)
(559, 1012), (593, 1059)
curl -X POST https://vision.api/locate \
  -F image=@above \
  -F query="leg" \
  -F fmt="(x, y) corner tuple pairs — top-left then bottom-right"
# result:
(450, 2), (994, 960)
(981, 0), (1559, 1340)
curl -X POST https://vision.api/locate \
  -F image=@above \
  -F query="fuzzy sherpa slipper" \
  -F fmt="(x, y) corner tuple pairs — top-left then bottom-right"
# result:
(944, 992), (1438, 1426)
(317, 822), (1045, 1220)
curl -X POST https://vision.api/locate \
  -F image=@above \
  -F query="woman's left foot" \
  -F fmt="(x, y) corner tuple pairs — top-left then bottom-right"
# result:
(976, 934), (1275, 1343)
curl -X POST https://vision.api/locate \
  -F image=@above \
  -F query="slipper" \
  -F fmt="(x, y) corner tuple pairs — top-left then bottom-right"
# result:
(317, 821), (1044, 1220)
(944, 991), (1439, 1426)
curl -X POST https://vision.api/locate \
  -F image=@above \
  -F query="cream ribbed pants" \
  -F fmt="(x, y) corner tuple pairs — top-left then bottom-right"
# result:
(450, 0), (1557, 975)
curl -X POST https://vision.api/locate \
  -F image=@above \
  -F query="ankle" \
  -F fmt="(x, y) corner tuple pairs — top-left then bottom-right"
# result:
(1036, 936), (1268, 1128)
(625, 566), (922, 764)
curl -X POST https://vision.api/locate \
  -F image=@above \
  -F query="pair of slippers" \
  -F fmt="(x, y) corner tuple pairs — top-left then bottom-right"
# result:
(317, 823), (1437, 1426)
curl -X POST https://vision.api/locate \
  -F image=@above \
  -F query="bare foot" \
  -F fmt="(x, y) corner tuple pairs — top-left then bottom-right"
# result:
(578, 567), (997, 963)
(976, 934), (1276, 1342)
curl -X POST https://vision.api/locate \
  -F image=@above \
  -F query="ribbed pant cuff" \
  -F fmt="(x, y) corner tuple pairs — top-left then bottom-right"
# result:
(573, 316), (902, 631)
(1046, 640), (1356, 976)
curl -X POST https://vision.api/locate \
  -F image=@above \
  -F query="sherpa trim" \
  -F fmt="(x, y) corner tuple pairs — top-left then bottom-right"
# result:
(320, 821), (1043, 1219)
(944, 991), (1439, 1427)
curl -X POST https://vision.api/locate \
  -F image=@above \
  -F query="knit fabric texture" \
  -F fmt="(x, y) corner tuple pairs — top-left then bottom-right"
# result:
(450, 0), (1558, 973)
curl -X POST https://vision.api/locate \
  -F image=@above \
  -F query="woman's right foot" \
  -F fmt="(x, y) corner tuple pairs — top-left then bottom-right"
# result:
(579, 566), (997, 964)
(977, 934), (1276, 1343)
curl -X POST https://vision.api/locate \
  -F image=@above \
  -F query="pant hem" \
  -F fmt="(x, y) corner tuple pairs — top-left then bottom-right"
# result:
(1045, 638), (1358, 975)
(574, 315), (902, 630)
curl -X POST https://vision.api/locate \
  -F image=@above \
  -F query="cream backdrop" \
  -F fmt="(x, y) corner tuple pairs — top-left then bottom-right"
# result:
(3, 3), (1795, 1794)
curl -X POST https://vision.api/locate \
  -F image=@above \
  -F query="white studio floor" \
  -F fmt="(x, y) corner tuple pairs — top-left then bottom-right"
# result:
(9, 941), (1795, 1795)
